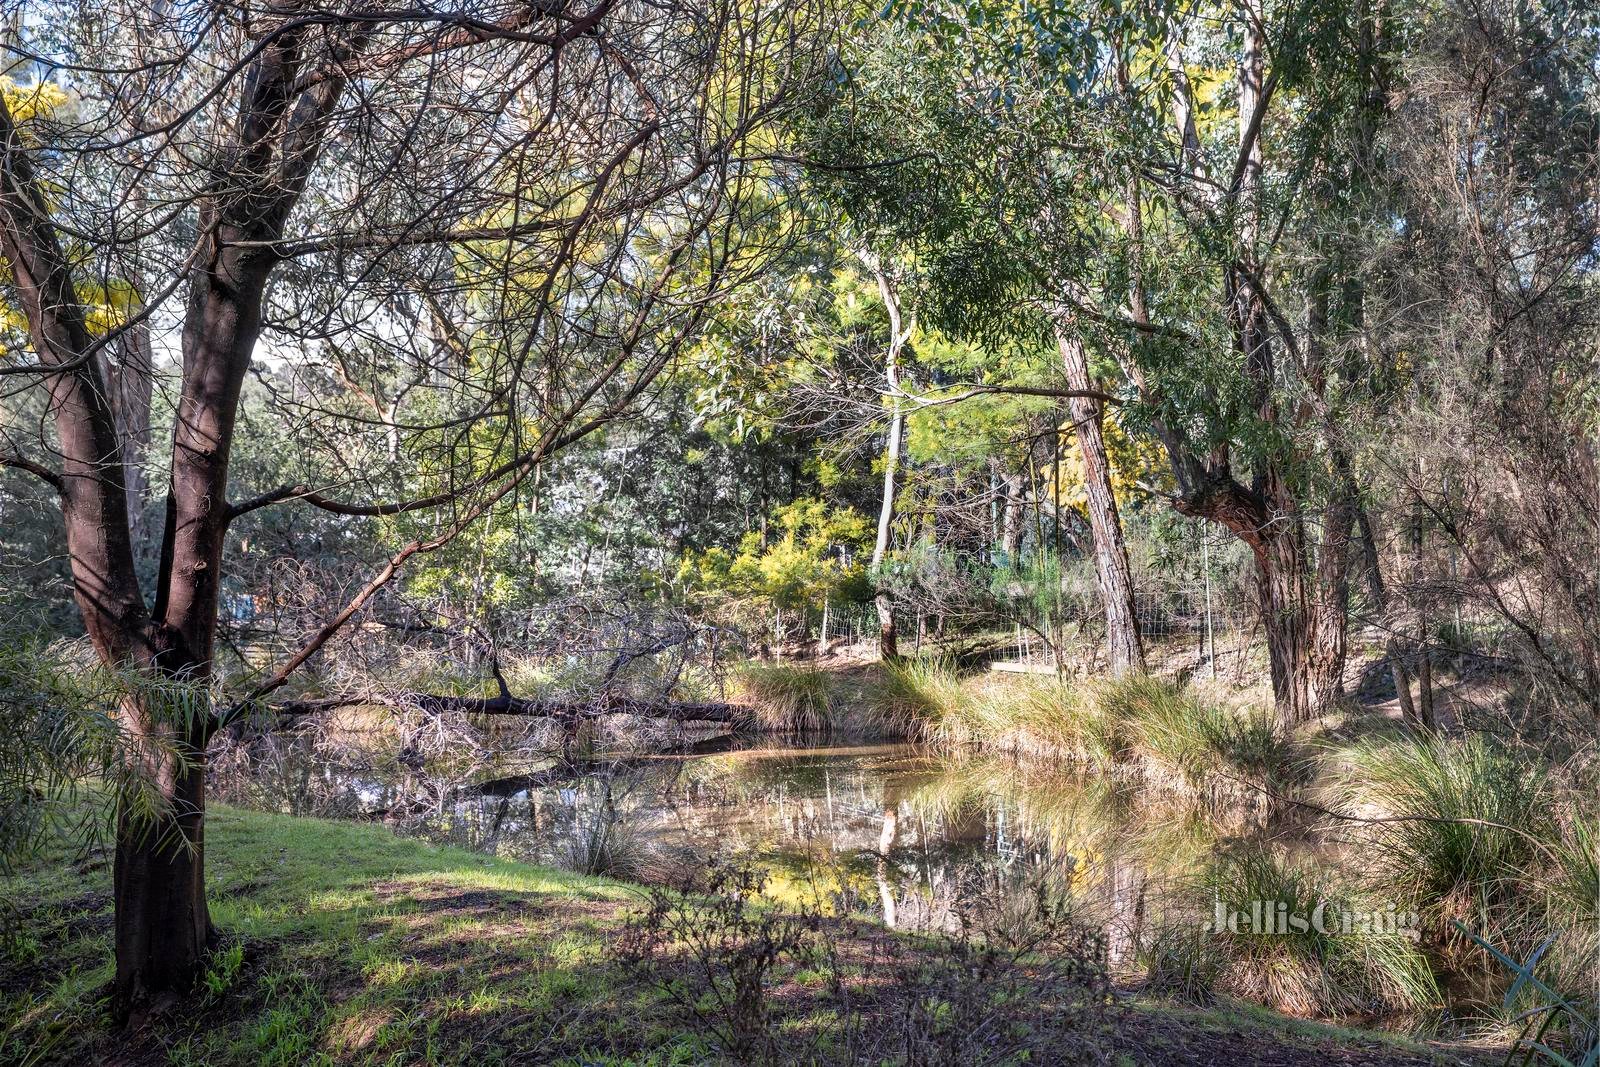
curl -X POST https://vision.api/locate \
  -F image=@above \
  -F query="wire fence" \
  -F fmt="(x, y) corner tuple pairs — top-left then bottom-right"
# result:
(772, 520), (1266, 674)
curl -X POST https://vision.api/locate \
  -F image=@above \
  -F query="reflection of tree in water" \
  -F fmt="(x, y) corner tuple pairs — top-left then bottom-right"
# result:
(211, 728), (1297, 958)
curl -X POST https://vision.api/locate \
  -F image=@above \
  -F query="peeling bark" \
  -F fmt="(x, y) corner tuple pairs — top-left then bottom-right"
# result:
(1057, 330), (1144, 675)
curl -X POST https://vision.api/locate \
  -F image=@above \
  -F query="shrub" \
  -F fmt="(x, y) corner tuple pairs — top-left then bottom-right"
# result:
(879, 863), (1117, 1065)
(621, 859), (1118, 1064)
(621, 861), (824, 1063)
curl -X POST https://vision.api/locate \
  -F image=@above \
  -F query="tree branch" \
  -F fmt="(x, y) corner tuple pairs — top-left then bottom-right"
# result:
(0, 450), (65, 493)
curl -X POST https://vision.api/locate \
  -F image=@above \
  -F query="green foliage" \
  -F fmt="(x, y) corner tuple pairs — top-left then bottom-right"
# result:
(1109, 676), (1293, 790)
(678, 497), (871, 622)
(0, 636), (178, 874)
(1337, 734), (1599, 1005)
(203, 941), (247, 1002)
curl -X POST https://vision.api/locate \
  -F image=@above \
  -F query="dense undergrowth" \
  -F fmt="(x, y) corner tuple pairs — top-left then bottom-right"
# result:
(731, 658), (1300, 791)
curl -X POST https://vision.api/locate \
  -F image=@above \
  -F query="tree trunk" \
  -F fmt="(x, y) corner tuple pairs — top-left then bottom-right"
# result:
(864, 253), (910, 662)
(1178, 477), (1345, 727)
(1001, 469), (1025, 564)
(1057, 330), (1144, 675)
(112, 744), (212, 1016)
(0, 93), (217, 1017)
(1309, 488), (1354, 710)
(1255, 518), (1316, 723)
(872, 398), (902, 659)
(1356, 504), (1419, 724)
(818, 594), (831, 657)
(105, 311), (154, 554)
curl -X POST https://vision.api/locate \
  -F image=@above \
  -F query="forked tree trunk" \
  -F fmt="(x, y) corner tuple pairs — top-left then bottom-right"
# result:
(1180, 477), (1347, 727)
(1057, 330), (1144, 675)
(0, 94), (212, 1013)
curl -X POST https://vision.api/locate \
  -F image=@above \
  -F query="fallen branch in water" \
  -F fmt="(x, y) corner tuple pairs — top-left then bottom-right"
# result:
(220, 690), (750, 731)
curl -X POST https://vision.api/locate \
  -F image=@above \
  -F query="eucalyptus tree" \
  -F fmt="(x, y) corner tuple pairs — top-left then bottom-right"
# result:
(806, 0), (1410, 721)
(802, 14), (1152, 674)
(0, 0), (829, 1012)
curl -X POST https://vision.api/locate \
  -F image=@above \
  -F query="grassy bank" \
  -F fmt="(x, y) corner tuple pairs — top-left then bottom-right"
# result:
(863, 660), (1299, 791)
(726, 658), (1297, 796)
(1, 804), (1489, 1065)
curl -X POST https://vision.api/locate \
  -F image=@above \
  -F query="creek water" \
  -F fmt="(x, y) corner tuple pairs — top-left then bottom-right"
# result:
(213, 732), (1282, 965)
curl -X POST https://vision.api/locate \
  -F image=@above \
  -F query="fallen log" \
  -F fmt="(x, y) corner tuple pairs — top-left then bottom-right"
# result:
(255, 690), (751, 726)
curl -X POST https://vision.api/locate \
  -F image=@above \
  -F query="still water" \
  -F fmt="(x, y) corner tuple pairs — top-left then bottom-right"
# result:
(213, 731), (1274, 964)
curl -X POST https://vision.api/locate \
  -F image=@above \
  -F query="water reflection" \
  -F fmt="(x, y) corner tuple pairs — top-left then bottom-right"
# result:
(212, 732), (1273, 955)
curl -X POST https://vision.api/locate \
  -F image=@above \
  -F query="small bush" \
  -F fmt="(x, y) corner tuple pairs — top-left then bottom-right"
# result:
(881, 863), (1117, 1065)
(621, 859), (1119, 1064)
(621, 861), (824, 1063)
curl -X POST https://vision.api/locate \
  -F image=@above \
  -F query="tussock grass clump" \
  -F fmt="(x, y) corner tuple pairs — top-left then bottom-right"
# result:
(1099, 675), (1297, 789)
(1142, 923), (1223, 1004)
(1525, 811), (1600, 1028)
(1196, 845), (1440, 1018)
(1339, 734), (1595, 999)
(865, 657), (969, 740)
(731, 662), (835, 733)
(1339, 734), (1553, 938)
(1009, 679), (1128, 766)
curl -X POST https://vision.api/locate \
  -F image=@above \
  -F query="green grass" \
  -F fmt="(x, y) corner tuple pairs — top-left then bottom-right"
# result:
(1189, 845), (1440, 1019)
(2, 805), (645, 1066)
(1, 801), (1494, 1065)
(1339, 735), (1554, 935)
(862, 657), (969, 740)
(1107, 676), (1296, 790)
